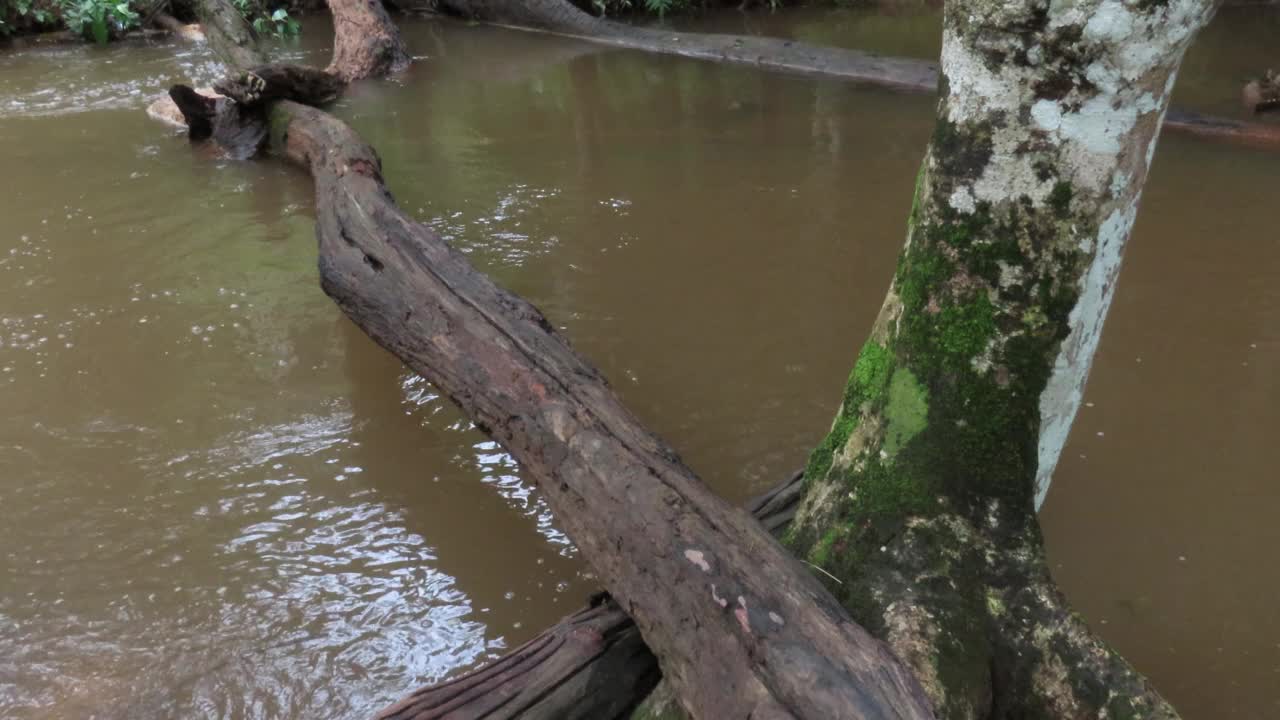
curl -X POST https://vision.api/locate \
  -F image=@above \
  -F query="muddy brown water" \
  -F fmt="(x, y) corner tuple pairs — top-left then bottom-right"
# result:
(1, 8), (1277, 719)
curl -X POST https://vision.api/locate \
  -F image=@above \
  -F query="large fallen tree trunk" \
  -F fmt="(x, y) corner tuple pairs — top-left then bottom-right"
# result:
(373, 472), (804, 720)
(275, 95), (932, 719)
(176, 0), (936, 718)
(425, 0), (1280, 148)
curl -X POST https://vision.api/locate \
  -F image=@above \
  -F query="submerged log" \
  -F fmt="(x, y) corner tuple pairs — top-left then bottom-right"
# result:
(431, 0), (1280, 148)
(373, 472), (805, 720)
(376, 598), (658, 720)
(436, 0), (938, 90)
(168, 63), (345, 158)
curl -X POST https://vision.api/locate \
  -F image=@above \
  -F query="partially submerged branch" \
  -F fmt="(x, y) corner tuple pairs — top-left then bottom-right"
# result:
(432, 0), (1280, 148)
(374, 472), (806, 720)
(168, 63), (345, 157)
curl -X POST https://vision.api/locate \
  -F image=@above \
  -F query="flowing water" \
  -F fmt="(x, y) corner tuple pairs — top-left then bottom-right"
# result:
(0, 7), (1277, 719)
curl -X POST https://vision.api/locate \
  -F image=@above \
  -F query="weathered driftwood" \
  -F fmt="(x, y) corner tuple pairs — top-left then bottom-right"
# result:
(169, 63), (345, 157)
(175, 0), (936, 717)
(268, 96), (933, 719)
(373, 472), (805, 720)
(429, 0), (1280, 148)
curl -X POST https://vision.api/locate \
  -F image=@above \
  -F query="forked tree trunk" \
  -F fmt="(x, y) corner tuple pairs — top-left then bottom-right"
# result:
(780, 0), (1220, 717)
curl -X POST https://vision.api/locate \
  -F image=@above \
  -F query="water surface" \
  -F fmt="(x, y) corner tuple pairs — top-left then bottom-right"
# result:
(1, 11), (1277, 719)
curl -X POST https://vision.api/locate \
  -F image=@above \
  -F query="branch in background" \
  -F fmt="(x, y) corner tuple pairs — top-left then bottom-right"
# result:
(432, 0), (1280, 148)
(328, 0), (412, 80)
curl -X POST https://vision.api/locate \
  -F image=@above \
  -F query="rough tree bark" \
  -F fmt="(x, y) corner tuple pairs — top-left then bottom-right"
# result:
(778, 0), (1220, 717)
(174, 1), (936, 718)
(374, 472), (803, 720)
(328, 0), (412, 80)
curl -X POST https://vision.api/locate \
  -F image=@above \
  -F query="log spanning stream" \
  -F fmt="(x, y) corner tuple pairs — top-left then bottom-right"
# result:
(1, 7), (1278, 719)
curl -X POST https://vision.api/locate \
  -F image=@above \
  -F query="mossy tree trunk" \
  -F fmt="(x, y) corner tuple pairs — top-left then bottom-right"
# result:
(784, 0), (1219, 717)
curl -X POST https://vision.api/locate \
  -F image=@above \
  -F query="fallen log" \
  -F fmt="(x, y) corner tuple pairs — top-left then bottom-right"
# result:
(169, 63), (345, 157)
(268, 95), (933, 718)
(373, 472), (805, 720)
(172, 0), (936, 717)
(428, 0), (1280, 148)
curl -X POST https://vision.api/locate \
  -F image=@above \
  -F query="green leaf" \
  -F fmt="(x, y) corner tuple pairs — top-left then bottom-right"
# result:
(270, 8), (287, 21)
(90, 15), (108, 43)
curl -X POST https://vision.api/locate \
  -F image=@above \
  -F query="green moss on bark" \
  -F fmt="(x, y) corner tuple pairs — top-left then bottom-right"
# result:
(884, 368), (928, 457)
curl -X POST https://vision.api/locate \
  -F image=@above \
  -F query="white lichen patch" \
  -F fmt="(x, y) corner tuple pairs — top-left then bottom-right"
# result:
(950, 185), (977, 213)
(684, 549), (711, 573)
(1036, 199), (1138, 508)
(934, 0), (1217, 508)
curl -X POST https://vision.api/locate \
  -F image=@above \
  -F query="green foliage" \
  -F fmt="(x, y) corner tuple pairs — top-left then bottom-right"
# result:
(1, 0), (57, 35)
(882, 367), (928, 457)
(233, 0), (300, 38)
(58, 0), (138, 43)
(0, 0), (140, 42)
(589, 0), (701, 19)
(642, 0), (678, 17)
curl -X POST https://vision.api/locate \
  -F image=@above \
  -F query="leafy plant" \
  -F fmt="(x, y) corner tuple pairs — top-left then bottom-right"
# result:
(57, 0), (138, 43)
(1, 0), (56, 35)
(252, 7), (299, 38)
(643, 0), (674, 16)
(232, 0), (299, 38)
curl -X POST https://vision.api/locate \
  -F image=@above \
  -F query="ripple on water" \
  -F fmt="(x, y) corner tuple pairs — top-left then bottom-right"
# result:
(400, 373), (573, 552)
(0, 408), (492, 718)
